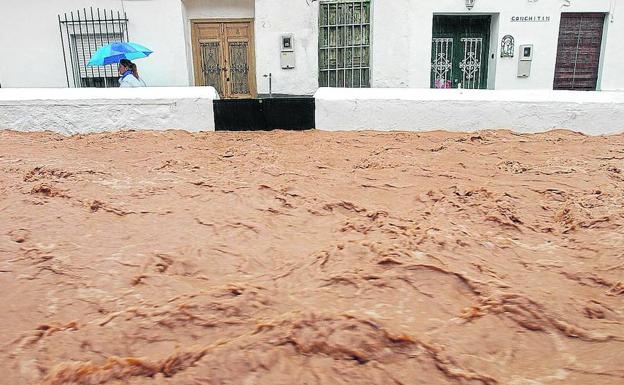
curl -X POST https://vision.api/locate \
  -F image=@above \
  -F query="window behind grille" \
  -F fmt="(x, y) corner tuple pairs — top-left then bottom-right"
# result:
(73, 33), (124, 88)
(319, 0), (371, 88)
(59, 8), (129, 88)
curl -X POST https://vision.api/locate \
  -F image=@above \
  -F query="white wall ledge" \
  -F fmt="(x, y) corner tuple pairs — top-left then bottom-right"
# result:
(314, 88), (624, 104)
(0, 87), (218, 135)
(314, 88), (624, 136)
(0, 87), (219, 101)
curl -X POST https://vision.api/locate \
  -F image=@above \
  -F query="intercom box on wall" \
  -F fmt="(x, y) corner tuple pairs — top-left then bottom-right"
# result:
(281, 34), (294, 52)
(281, 34), (295, 69)
(517, 44), (533, 78)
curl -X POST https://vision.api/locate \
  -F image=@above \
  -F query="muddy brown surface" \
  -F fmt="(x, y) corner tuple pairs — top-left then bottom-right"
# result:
(0, 129), (623, 385)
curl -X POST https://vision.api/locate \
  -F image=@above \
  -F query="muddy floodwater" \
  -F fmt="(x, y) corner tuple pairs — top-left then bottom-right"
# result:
(1, 129), (623, 385)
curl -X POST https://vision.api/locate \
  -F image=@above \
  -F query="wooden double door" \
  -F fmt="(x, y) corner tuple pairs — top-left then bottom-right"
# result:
(191, 19), (256, 99)
(431, 15), (491, 90)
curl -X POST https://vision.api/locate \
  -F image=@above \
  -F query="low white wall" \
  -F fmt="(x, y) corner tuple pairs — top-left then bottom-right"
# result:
(0, 87), (218, 135)
(314, 88), (624, 136)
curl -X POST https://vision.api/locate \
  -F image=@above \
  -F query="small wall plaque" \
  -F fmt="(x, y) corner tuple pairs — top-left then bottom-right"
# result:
(501, 35), (515, 58)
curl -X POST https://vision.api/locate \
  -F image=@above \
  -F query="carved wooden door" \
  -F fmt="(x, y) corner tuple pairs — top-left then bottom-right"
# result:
(192, 20), (256, 98)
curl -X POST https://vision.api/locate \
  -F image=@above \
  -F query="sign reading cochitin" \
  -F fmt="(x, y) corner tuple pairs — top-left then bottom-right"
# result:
(511, 16), (551, 22)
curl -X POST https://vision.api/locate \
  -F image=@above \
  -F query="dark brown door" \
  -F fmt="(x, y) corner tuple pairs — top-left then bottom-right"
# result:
(554, 13), (605, 91)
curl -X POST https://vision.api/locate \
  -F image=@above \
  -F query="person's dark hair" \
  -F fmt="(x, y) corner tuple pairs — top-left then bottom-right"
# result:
(119, 59), (140, 80)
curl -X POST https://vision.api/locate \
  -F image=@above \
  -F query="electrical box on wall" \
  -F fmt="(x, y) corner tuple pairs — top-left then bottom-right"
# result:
(517, 44), (533, 78)
(280, 34), (295, 69)
(281, 34), (294, 52)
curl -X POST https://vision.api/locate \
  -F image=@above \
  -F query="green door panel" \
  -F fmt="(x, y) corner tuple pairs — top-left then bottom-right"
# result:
(431, 15), (491, 89)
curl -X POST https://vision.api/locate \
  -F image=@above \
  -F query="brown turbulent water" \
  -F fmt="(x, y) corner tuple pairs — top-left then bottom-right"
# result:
(0, 129), (623, 385)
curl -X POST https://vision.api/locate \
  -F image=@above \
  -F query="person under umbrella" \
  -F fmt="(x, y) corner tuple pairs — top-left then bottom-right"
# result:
(87, 42), (153, 88)
(118, 59), (146, 88)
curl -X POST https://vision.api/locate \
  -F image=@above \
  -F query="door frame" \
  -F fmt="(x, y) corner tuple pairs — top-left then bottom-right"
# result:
(191, 18), (257, 99)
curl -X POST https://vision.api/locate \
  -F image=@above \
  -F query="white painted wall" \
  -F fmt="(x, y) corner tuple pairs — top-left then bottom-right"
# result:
(254, 0), (319, 95)
(0, 87), (218, 134)
(0, 0), (189, 88)
(181, 1), (193, 86)
(486, 14), (500, 90)
(598, 3), (624, 90)
(129, 0), (189, 87)
(183, 0), (254, 19)
(315, 88), (624, 135)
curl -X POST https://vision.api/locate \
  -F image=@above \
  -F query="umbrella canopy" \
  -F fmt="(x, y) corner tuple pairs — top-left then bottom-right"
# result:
(87, 42), (153, 66)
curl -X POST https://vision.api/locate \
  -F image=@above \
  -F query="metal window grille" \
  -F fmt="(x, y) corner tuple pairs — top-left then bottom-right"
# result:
(319, 0), (371, 88)
(229, 42), (251, 95)
(200, 42), (223, 95)
(58, 8), (129, 88)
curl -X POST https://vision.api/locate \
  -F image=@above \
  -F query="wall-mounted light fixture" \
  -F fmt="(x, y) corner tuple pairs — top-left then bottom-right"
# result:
(466, 0), (476, 10)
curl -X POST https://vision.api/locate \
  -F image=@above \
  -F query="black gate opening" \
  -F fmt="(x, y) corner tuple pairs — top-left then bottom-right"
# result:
(58, 8), (129, 88)
(214, 98), (315, 131)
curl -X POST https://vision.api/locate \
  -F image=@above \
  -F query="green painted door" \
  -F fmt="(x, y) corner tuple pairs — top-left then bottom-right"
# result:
(431, 16), (491, 89)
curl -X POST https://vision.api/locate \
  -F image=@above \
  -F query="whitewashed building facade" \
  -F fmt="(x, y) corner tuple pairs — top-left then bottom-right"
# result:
(0, 0), (622, 97)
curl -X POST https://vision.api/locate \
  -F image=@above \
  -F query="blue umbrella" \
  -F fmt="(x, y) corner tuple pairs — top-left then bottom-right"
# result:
(87, 42), (153, 66)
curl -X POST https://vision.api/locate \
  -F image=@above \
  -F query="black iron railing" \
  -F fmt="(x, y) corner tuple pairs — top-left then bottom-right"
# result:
(58, 7), (129, 88)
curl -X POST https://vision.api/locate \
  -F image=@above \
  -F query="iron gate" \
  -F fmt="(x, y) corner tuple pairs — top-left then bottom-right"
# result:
(430, 15), (491, 90)
(58, 7), (129, 88)
(431, 38), (454, 89)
